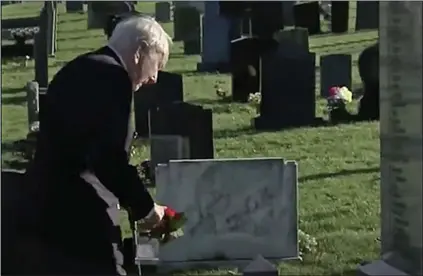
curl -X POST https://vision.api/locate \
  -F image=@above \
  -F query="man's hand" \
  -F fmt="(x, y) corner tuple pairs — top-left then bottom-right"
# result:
(137, 203), (166, 231)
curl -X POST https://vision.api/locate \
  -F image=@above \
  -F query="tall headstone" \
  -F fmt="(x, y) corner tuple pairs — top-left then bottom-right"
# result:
(282, 1), (295, 26)
(293, 2), (321, 35)
(273, 28), (309, 52)
(134, 71), (183, 137)
(331, 1), (349, 33)
(87, 2), (134, 30)
(230, 37), (261, 103)
(149, 102), (214, 160)
(25, 81), (39, 132)
(180, 7), (201, 55)
(358, 2), (422, 275)
(355, 1), (379, 31)
(172, 2), (191, 41)
(197, 1), (231, 72)
(150, 135), (190, 172)
(34, 7), (49, 89)
(254, 40), (316, 130)
(65, 1), (84, 13)
(154, 2), (171, 23)
(45, 1), (57, 56)
(250, 2), (284, 39)
(153, 158), (298, 268)
(320, 54), (352, 98)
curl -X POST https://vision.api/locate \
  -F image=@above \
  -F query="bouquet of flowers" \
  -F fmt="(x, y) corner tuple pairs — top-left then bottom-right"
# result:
(326, 86), (353, 111)
(139, 207), (186, 244)
(248, 92), (262, 113)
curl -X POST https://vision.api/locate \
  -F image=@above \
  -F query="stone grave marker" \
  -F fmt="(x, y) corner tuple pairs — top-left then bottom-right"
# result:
(197, 1), (231, 72)
(230, 37), (279, 103)
(34, 7), (49, 89)
(358, 2), (422, 275)
(181, 7), (201, 55)
(149, 102), (214, 160)
(293, 1), (321, 35)
(155, 2), (171, 23)
(320, 54), (352, 98)
(331, 1), (349, 33)
(45, 1), (57, 56)
(153, 158), (298, 270)
(172, 3), (192, 41)
(250, 2), (284, 39)
(134, 71), (183, 137)
(243, 255), (278, 276)
(87, 2), (134, 29)
(65, 1), (84, 13)
(230, 37), (261, 103)
(254, 40), (316, 130)
(282, 1), (295, 26)
(150, 135), (190, 173)
(25, 81), (39, 132)
(273, 27), (309, 52)
(355, 1), (379, 31)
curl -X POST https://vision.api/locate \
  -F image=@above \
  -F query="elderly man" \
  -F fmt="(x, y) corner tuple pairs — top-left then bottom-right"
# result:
(14, 16), (172, 275)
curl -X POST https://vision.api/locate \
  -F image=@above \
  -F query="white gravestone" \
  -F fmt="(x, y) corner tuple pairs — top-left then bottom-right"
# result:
(358, 2), (422, 275)
(153, 158), (299, 270)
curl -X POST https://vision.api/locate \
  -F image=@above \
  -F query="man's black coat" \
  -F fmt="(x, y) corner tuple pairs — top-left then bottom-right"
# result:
(9, 46), (154, 275)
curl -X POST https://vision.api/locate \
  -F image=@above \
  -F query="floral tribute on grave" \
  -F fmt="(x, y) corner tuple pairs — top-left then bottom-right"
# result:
(138, 206), (187, 244)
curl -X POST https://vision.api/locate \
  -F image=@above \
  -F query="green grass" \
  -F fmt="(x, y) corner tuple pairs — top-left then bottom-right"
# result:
(1, 2), (380, 275)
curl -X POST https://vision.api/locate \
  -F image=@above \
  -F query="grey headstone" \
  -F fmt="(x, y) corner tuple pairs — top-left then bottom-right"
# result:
(174, 6), (201, 42)
(358, 2), (422, 275)
(155, 158), (299, 265)
(150, 135), (190, 171)
(134, 71), (183, 137)
(65, 1), (84, 13)
(45, 1), (57, 56)
(243, 255), (278, 276)
(282, 1), (295, 26)
(320, 54), (352, 98)
(87, 2), (133, 29)
(25, 81), (39, 132)
(197, 1), (231, 72)
(355, 1), (379, 31)
(34, 7), (49, 88)
(255, 42), (316, 130)
(293, 1), (321, 35)
(180, 7), (201, 55)
(273, 27), (309, 52)
(155, 2), (171, 23)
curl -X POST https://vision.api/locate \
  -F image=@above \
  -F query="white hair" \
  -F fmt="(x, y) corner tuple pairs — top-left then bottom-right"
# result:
(108, 15), (172, 68)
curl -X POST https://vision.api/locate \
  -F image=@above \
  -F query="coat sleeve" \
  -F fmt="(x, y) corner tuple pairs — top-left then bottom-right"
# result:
(83, 62), (154, 221)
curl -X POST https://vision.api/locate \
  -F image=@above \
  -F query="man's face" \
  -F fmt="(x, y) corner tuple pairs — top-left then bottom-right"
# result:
(133, 50), (163, 90)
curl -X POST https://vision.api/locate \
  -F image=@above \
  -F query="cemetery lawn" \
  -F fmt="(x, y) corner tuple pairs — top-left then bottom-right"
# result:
(1, 2), (380, 276)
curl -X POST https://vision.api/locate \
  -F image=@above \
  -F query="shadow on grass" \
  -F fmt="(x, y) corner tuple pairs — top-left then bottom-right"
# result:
(299, 167), (379, 182)
(190, 96), (232, 106)
(171, 69), (200, 75)
(2, 95), (27, 106)
(169, 53), (187, 59)
(57, 34), (103, 42)
(214, 126), (256, 139)
(58, 17), (86, 24)
(1, 87), (24, 95)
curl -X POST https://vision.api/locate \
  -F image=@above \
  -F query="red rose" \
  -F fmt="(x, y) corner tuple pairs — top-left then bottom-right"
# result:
(164, 207), (176, 218)
(329, 86), (338, 97)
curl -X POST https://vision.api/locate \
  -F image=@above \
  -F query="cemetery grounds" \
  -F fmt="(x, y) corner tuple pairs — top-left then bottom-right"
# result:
(1, 2), (380, 275)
